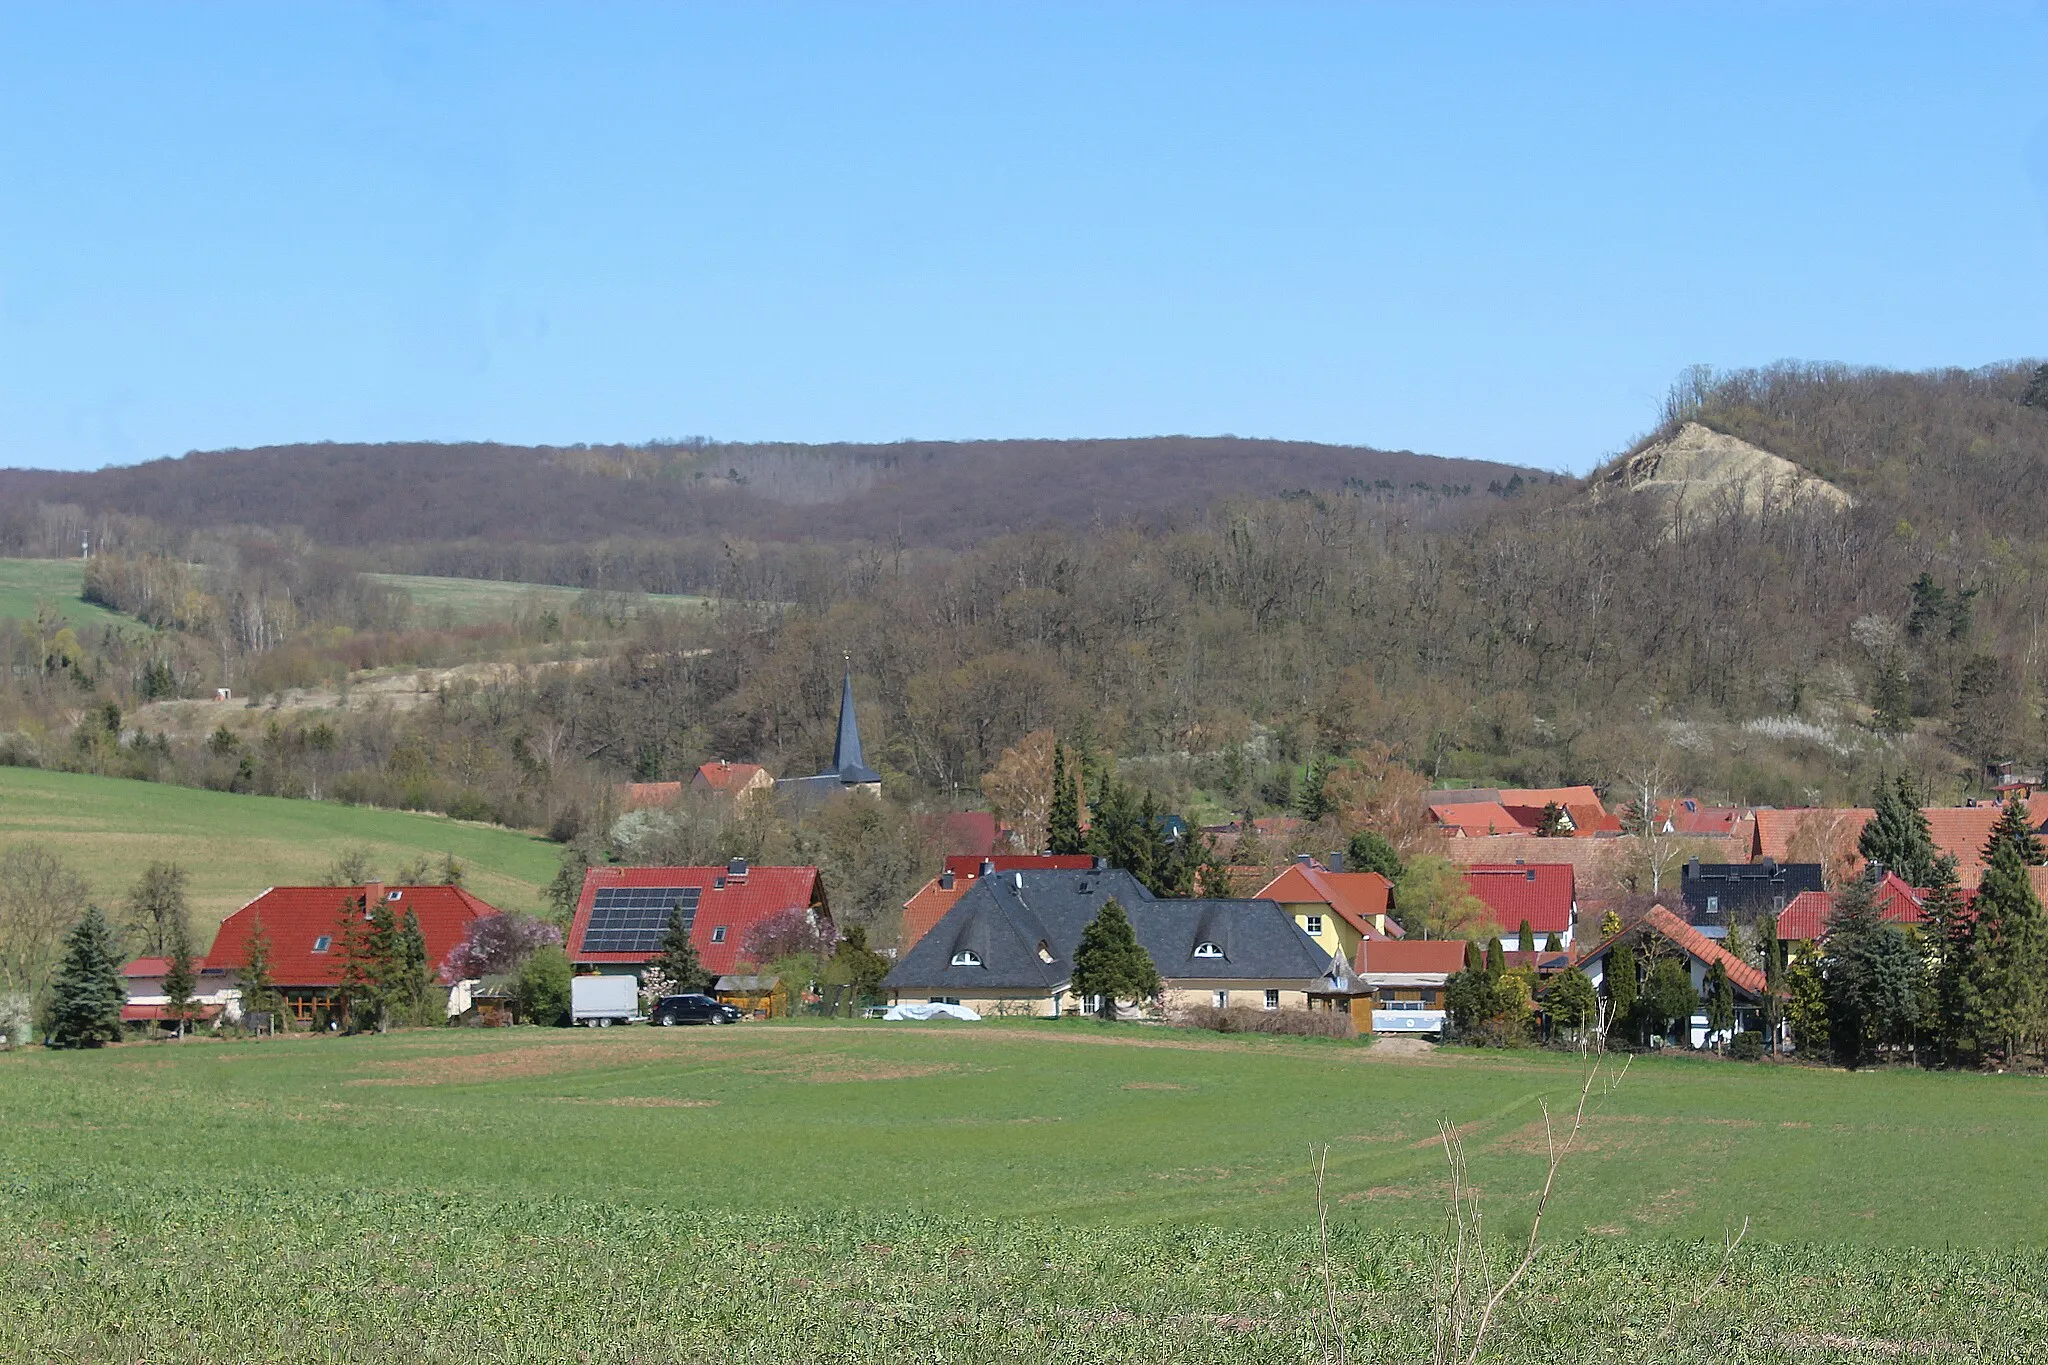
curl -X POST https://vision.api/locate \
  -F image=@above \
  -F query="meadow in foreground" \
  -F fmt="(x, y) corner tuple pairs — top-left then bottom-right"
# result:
(5, 1022), (2046, 1361)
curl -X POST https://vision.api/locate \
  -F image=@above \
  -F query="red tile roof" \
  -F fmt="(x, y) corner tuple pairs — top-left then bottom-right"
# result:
(1255, 863), (1398, 939)
(568, 864), (826, 975)
(1463, 864), (1576, 935)
(1775, 873), (1928, 942)
(1430, 801), (1531, 837)
(120, 956), (190, 978)
(204, 884), (499, 987)
(925, 812), (1007, 857)
(1751, 808), (1874, 864)
(900, 856), (1096, 953)
(1360, 939), (1469, 975)
(1582, 905), (1767, 996)
(619, 781), (685, 810)
(691, 761), (770, 793)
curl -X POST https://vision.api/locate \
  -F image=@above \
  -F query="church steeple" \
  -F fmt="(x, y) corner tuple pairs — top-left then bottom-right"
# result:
(825, 653), (880, 785)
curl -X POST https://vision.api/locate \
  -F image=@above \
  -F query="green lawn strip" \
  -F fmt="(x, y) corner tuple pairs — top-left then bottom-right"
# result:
(0, 557), (134, 629)
(0, 767), (559, 925)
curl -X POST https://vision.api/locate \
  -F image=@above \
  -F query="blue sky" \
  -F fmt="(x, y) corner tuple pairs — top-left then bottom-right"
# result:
(2, 2), (2045, 474)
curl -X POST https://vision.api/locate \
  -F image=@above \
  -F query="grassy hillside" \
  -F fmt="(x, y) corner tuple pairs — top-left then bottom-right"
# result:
(366, 571), (710, 625)
(0, 556), (134, 629)
(3, 1026), (2044, 1361)
(0, 768), (559, 928)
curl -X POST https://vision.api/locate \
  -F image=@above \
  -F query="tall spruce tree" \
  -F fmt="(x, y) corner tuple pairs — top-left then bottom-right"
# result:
(162, 912), (197, 1038)
(1071, 898), (1160, 1020)
(240, 914), (279, 1025)
(1962, 820), (2046, 1062)
(1918, 853), (1969, 1064)
(1535, 801), (1571, 837)
(1759, 909), (1784, 1056)
(1345, 829), (1403, 882)
(394, 907), (430, 1025)
(1047, 743), (1085, 855)
(1517, 919), (1535, 953)
(655, 899), (714, 993)
(1983, 796), (2046, 867)
(1607, 943), (1639, 1045)
(1823, 873), (1920, 1066)
(45, 905), (125, 1048)
(1858, 773), (1937, 885)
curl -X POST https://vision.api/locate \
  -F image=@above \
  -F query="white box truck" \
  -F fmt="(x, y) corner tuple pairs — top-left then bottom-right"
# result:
(571, 975), (642, 1027)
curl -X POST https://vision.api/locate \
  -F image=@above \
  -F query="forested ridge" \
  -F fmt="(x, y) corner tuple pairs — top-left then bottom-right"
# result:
(2, 359), (2046, 887)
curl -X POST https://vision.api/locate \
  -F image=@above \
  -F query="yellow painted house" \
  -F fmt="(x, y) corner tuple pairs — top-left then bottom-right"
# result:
(1255, 860), (1399, 967)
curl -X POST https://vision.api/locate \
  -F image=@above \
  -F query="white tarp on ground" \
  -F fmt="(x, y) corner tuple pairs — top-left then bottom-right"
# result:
(882, 1002), (983, 1021)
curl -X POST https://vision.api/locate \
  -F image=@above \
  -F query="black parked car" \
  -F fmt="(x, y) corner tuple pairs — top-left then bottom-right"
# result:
(651, 993), (745, 1026)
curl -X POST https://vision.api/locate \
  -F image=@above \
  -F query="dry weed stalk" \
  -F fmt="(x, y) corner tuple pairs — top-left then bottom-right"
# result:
(1429, 1052), (1631, 1365)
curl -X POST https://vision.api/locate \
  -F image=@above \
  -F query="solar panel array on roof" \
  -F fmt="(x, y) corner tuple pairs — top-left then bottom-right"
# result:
(581, 886), (700, 953)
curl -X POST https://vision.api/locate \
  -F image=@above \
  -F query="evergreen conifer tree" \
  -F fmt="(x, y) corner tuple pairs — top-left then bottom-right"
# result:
(1871, 657), (1912, 737)
(394, 907), (430, 1025)
(45, 905), (125, 1048)
(1607, 943), (1639, 1044)
(1535, 801), (1571, 837)
(162, 912), (196, 1038)
(1047, 744), (1085, 855)
(1859, 773), (1938, 885)
(1071, 898), (1160, 1021)
(240, 914), (279, 1025)
(655, 899), (714, 993)
(1823, 872), (1921, 1066)
(1517, 919), (1535, 953)
(1645, 958), (1696, 1046)
(1543, 931), (1561, 953)
(1983, 796), (2046, 867)
(1962, 820), (2046, 1062)
(1918, 852), (1969, 1064)
(1759, 910), (1783, 1055)
(1345, 829), (1403, 882)
(1484, 936), (1505, 980)
(1463, 939), (1482, 975)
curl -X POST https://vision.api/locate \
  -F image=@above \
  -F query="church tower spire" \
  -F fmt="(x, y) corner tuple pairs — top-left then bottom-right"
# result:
(826, 652), (880, 786)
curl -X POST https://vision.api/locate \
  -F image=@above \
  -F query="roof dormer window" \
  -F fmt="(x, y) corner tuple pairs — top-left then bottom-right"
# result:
(1037, 941), (1054, 964)
(1193, 941), (1224, 959)
(951, 950), (983, 967)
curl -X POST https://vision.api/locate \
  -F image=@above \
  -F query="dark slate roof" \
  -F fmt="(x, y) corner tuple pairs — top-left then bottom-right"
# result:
(884, 868), (1341, 993)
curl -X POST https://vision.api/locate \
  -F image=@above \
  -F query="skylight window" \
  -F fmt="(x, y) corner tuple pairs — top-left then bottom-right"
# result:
(1193, 941), (1223, 959)
(311, 935), (332, 953)
(711, 926), (727, 943)
(951, 950), (984, 967)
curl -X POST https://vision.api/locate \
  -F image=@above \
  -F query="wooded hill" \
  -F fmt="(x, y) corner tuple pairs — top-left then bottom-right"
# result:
(0, 435), (1541, 556)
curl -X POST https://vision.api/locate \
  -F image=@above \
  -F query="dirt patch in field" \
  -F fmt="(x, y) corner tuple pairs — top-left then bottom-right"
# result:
(1409, 1120), (1484, 1150)
(1122, 1081), (1191, 1091)
(1488, 1111), (1760, 1157)
(745, 1055), (961, 1084)
(346, 1042), (688, 1086)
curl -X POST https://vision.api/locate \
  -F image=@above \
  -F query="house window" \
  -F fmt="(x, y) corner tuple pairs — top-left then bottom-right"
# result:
(311, 936), (332, 953)
(951, 950), (983, 967)
(1037, 941), (1054, 964)
(1264, 989), (1280, 1011)
(1304, 915), (1325, 936)
(711, 927), (727, 943)
(931, 996), (961, 1006)
(1212, 990), (1229, 1008)
(1193, 941), (1223, 959)
(1705, 895), (1720, 914)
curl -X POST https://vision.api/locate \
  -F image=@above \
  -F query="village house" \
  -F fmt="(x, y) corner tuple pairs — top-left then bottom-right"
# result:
(1425, 786), (1622, 839)
(566, 861), (830, 1010)
(883, 867), (1344, 1017)
(1254, 855), (1399, 967)
(1576, 905), (1768, 1048)
(199, 882), (500, 1023)
(898, 854), (1096, 953)
(118, 954), (237, 1030)
(691, 760), (775, 802)
(1678, 857), (1824, 937)
(1463, 862), (1578, 948)
(1356, 939), (1467, 1036)
(1773, 871), (1929, 947)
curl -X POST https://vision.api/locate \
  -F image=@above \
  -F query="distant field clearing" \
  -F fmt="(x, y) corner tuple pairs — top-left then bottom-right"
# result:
(0, 557), (135, 629)
(0, 767), (559, 928)
(367, 572), (712, 625)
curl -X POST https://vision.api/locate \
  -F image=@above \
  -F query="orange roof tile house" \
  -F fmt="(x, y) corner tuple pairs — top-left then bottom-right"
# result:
(1255, 857), (1398, 969)
(1576, 905), (1768, 1050)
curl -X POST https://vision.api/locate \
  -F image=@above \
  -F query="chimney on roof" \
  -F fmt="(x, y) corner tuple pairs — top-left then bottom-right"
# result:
(1762, 856), (1776, 874)
(1296, 853), (1313, 866)
(364, 881), (383, 916)
(727, 857), (748, 882)
(1093, 856), (1107, 871)
(1686, 857), (1701, 879)
(1325, 851), (1344, 873)
(1514, 858), (1526, 866)
(939, 870), (955, 890)
(979, 858), (995, 877)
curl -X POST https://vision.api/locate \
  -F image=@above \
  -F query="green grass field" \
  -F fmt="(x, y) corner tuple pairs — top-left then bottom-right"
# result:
(0, 767), (559, 925)
(4, 1024), (2045, 1361)
(0, 556), (134, 629)
(367, 571), (711, 625)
